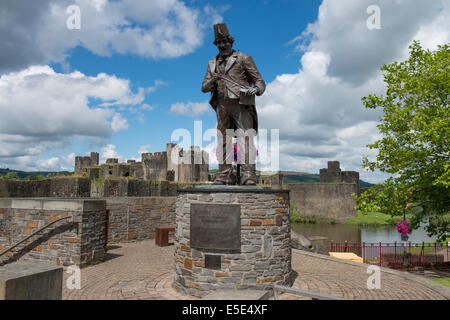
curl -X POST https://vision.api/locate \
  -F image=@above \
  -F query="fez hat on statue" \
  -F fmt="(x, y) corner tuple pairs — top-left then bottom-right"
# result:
(214, 23), (231, 41)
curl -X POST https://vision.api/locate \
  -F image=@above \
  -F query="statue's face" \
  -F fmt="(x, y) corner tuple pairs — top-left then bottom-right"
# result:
(216, 39), (233, 58)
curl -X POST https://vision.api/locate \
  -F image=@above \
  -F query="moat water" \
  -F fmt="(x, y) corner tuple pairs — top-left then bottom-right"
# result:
(291, 222), (438, 245)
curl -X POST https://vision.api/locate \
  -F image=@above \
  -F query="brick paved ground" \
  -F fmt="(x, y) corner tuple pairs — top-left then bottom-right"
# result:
(62, 241), (448, 300)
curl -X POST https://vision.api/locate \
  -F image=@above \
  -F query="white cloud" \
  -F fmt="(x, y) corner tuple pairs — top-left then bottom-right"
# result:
(61, 153), (76, 167)
(111, 114), (129, 132)
(0, 65), (141, 169)
(36, 157), (60, 171)
(257, 0), (449, 183)
(0, 0), (223, 73)
(170, 101), (211, 116)
(138, 145), (151, 155)
(140, 104), (156, 111)
(292, 0), (448, 85)
(100, 144), (125, 163)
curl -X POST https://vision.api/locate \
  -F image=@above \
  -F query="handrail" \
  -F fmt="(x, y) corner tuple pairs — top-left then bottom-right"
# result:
(0, 216), (72, 259)
(271, 284), (348, 300)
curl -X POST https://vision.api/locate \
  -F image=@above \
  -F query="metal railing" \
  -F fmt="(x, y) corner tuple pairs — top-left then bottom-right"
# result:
(329, 241), (450, 270)
(0, 216), (72, 260)
(272, 284), (348, 300)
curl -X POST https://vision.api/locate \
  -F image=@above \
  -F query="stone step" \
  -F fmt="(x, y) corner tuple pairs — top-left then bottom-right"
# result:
(201, 289), (272, 300)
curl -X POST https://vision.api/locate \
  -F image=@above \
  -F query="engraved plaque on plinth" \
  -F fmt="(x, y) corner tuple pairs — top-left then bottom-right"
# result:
(190, 204), (240, 251)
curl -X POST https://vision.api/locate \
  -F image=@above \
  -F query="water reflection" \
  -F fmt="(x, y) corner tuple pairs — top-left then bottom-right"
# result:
(292, 223), (438, 244)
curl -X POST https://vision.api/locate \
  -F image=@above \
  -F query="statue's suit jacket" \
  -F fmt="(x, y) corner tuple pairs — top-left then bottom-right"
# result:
(201, 50), (265, 132)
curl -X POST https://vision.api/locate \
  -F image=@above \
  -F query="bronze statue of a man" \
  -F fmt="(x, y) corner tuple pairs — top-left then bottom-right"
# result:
(201, 23), (266, 185)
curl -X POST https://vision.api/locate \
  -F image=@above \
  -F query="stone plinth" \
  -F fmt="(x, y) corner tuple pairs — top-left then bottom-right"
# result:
(0, 261), (63, 300)
(174, 185), (293, 298)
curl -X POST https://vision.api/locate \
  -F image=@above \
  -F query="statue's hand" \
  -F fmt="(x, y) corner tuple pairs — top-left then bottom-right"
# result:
(210, 73), (220, 84)
(246, 87), (259, 96)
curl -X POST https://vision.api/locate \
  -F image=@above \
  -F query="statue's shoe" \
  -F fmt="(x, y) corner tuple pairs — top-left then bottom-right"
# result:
(242, 178), (256, 185)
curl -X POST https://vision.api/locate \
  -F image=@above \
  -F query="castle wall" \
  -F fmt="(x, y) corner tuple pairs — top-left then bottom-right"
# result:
(319, 161), (360, 196)
(0, 178), (91, 198)
(105, 197), (176, 243)
(75, 156), (91, 175)
(0, 199), (106, 267)
(178, 147), (209, 182)
(167, 143), (180, 182)
(287, 183), (358, 222)
(142, 152), (168, 180)
(259, 173), (283, 188)
(74, 152), (99, 175)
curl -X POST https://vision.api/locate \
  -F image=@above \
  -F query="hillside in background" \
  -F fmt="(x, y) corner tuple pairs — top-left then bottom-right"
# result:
(0, 168), (70, 179)
(278, 171), (375, 188)
(209, 170), (375, 188)
(1, 167), (375, 187)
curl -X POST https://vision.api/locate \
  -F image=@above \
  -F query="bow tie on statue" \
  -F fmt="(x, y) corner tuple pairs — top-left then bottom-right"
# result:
(217, 55), (230, 65)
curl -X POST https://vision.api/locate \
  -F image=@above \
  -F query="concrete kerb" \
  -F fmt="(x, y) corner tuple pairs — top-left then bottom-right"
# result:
(292, 249), (450, 299)
(0, 198), (106, 212)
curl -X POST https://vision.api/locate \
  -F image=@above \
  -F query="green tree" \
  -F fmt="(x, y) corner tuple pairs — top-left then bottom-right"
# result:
(359, 41), (449, 241)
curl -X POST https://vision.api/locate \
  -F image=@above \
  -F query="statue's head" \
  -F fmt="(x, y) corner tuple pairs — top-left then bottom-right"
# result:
(213, 23), (234, 57)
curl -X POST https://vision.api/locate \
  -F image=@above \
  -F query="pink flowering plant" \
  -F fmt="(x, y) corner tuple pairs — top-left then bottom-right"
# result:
(397, 220), (412, 234)
(216, 141), (258, 163)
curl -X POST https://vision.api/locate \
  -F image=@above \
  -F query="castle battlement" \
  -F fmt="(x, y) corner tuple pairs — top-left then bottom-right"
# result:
(75, 143), (208, 183)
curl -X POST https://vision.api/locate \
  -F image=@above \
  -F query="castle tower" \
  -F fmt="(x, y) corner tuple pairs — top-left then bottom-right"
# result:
(142, 152), (168, 180)
(166, 143), (181, 182)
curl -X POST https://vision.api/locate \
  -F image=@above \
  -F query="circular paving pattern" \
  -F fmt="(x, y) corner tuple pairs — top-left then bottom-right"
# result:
(62, 241), (448, 300)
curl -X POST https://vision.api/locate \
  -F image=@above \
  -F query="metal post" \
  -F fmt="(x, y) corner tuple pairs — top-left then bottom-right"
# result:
(237, 164), (241, 185)
(422, 241), (425, 268)
(379, 241), (382, 266)
(330, 240), (334, 252)
(394, 241), (397, 266)
(435, 242), (437, 265)
(345, 240), (348, 252)
(408, 241), (411, 266)
(363, 241), (366, 263)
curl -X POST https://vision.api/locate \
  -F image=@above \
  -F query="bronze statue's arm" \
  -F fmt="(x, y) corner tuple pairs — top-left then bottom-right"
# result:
(201, 64), (215, 93)
(242, 55), (266, 96)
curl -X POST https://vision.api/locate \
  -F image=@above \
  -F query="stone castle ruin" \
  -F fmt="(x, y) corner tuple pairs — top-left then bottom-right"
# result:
(0, 158), (361, 273)
(75, 143), (209, 183)
(288, 161), (360, 222)
(320, 161), (360, 195)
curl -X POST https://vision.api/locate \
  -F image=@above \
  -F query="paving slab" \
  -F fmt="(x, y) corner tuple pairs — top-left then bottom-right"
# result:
(60, 241), (449, 300)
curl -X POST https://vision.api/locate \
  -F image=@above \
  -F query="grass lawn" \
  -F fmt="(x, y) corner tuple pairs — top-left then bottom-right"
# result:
(406, 242), (448, 254)
(430, 277), (450, 288)
(343, 211), (414, 227)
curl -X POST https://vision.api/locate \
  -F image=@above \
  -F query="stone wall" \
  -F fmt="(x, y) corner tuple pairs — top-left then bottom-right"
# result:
(319, 161), (360, 195)
(259, 173), (283, 188)
(50, 177), (91, 198)
(0, 179), (52, 198)
(0, 178), (91, 198)
(90, 178), (179, 198)
(75, 152), (99, 175)
(288, 183), (358, 222)
(0, 199), (106, 267)
(105, 197), (176, 243)
(142, 152), (168, 180)
(174, 188), (292, 298)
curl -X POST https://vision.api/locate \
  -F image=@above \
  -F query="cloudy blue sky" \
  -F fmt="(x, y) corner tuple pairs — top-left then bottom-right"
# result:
(0, 0), (448, 182)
